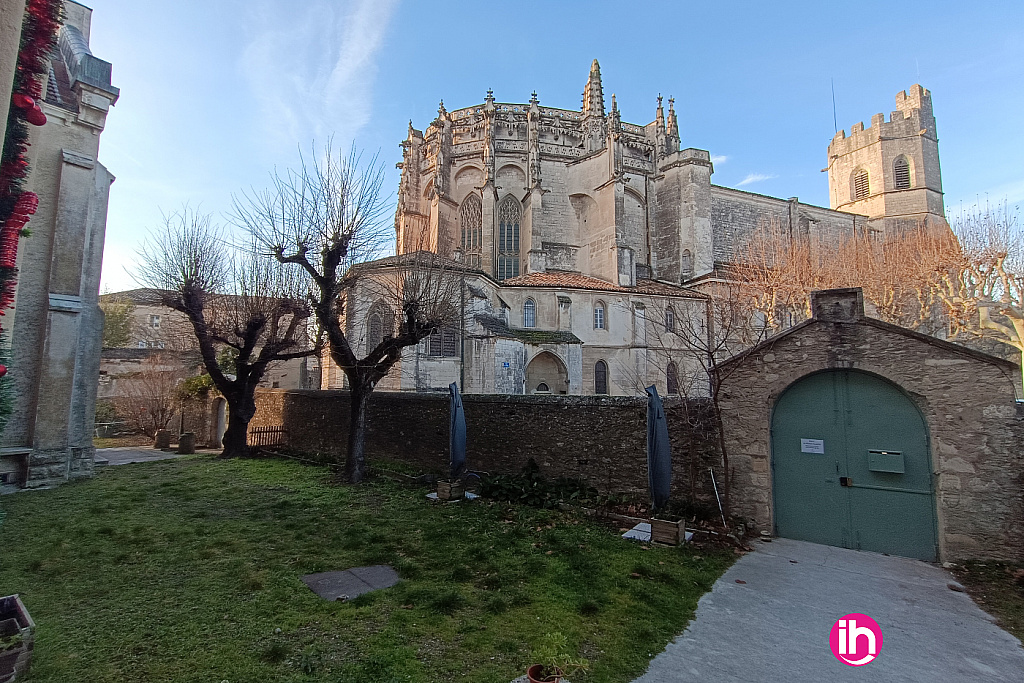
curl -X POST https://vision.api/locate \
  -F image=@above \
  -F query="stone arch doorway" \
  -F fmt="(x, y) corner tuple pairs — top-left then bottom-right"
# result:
(525, 352), (568, 395)
(771, 369), (938, 561)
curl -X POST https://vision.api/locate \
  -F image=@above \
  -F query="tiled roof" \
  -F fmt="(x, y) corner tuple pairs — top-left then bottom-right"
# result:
(499, 271), (704, 297)
(474, 314), (582, 345)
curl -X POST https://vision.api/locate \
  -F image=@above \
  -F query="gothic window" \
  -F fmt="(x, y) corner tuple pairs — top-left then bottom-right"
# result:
(365, 303), (394, 355)
(523, 298), (536, 328)
(460, 194), (482, 267)
(852, 169), (870, 200)
(366, 313), (383, 354)
(594, 301), (605, 329)
(497, 195), (521, 281)
(665, 306), (676, 333)
(595, 360), (608, 395)
(894, 156), (911, 190)
(427, 328), (459, 357)
(667, 362), (679, 395)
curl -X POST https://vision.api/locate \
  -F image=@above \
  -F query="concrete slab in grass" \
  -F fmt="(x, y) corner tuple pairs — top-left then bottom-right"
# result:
(302, 565), (400, 602)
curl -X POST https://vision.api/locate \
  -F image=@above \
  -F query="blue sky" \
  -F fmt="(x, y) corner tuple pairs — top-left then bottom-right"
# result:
(84, 0), (1024, 292)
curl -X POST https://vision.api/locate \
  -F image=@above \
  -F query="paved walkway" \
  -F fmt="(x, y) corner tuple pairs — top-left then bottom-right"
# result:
(632, 538), (1024, 682)
(95, 447), (215, 466)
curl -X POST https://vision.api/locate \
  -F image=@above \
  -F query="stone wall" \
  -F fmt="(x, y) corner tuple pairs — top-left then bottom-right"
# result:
(251, 389), (719, 499)
(718, 291), (1024, 562)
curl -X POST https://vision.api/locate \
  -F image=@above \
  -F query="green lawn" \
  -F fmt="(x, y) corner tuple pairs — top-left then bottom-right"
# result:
(0, 456), (732, 682)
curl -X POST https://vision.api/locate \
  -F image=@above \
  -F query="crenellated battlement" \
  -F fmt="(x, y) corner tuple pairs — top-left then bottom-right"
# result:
(828, 85), (936, 156)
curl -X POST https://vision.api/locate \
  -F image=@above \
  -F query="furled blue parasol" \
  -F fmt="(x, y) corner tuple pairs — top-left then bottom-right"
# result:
(646, 384), (672, 513)
(449, 382), (467, 480)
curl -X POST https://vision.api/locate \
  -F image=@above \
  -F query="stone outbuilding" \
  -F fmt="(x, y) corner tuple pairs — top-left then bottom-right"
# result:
(718, 288), (1024, 562)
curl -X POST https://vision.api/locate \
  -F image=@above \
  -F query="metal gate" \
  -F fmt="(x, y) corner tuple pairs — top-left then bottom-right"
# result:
(771, 370), (938, 561)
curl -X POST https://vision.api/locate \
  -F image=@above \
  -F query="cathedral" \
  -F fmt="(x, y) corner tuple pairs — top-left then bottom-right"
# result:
(323, 61), (946, 397)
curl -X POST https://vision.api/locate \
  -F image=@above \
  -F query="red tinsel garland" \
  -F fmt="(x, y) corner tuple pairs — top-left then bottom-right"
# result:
(0, 0), (63, 335)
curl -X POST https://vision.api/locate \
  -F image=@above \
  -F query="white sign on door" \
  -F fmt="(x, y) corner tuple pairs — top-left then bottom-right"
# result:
(800, 438), (825, 454)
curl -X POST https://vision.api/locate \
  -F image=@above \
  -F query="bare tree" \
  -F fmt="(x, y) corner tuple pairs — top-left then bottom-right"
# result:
(111, 354), (183, 438)
(733, 219), (959, 337)
(136, 209), (315, 457)
(932, 202), (1024, 388)
(235, 146), (461, 482)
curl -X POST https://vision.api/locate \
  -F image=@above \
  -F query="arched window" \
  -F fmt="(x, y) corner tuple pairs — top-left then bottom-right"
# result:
(665, 306), (676, 333)
(536, 382), (550, 393)
(366, 313), (383, 354)
(852, 169), (870, 200)
(595, 360), (608, 395)
(667, 362), (679, 395)
(894, 156), (911, 190)
(365, 303), (394, 354)
(497, 196), (521, 280)
(460, 194), (482, 267)
(594, 301), (605, 329)
(681, 249), (693, 276)
(523, 299), (536, 328)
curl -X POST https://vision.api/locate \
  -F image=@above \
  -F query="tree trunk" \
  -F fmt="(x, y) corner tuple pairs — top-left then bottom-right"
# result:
(710, 381), (731, 520)
(220, 390), (256, 459)
(346, 380), (370, 483)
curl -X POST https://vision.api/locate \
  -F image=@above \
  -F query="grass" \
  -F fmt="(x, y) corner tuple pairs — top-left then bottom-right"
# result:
(0, 456), (733, 683)
(953, 561), (1024, 644)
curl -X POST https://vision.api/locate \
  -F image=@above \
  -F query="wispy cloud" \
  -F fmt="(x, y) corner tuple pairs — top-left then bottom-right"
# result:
(737, 173), (777, 186)
(710, 155), (728, 165)
(242, 0), (398, 154)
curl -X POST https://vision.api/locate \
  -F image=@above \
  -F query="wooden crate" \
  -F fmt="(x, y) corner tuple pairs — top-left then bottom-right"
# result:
(650, 518), (684, 545)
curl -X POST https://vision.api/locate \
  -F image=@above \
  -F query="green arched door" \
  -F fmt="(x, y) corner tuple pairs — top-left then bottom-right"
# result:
(771, 370), (938, 561)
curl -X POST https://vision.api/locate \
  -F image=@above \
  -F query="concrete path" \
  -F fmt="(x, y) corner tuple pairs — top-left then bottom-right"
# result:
(95, 447), (214, 466)
(633, 538), (1024, 682)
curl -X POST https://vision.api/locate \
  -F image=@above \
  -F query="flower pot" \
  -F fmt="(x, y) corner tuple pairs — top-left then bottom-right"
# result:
(527, 664), (563, 683)
(436, 480), (464, 500)
(0, 595), (35, 682)
(650, 517), (685, 546)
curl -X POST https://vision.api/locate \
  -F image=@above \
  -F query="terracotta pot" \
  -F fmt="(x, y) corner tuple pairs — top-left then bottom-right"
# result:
(527, 664), (562, 683)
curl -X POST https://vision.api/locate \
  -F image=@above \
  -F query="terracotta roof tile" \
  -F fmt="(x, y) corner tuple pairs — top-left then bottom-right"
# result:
(499, 271), (704, 298)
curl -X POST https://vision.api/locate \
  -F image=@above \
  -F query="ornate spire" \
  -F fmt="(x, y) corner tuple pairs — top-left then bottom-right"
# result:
(485, 88), (495, 105)
(656, 94), (665, 129)
(666, 97), (679, 139)
(530, 90), (539, 106)
(438, 99), (447, 118)
(582, 59), (605, 118)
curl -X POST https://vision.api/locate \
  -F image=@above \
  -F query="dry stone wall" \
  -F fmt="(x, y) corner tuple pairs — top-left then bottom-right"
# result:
(251, 390), (719, 500)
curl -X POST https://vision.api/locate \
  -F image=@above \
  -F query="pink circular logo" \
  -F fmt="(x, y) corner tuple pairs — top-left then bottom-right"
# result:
(830, 613), (883, 666)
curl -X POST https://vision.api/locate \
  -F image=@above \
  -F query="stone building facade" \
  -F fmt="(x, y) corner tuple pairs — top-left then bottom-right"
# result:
(0, 1), (118, 491)
(322, 63), (948, 398)
(717, 289), (1023, 562)
(324, 256), (708, 397)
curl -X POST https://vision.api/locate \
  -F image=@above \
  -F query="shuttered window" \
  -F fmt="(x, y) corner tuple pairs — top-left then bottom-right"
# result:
(894, 157), (911, 190)
(853, 170), (870, 200)
(427, 328), (459, 357)
(667, 362), (679, 395)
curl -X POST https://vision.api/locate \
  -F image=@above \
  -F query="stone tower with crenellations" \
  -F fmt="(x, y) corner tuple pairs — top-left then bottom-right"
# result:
(826, 84), (946, 233)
